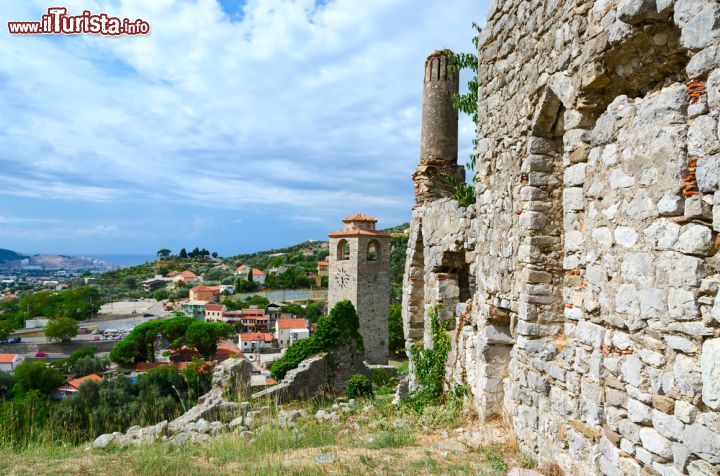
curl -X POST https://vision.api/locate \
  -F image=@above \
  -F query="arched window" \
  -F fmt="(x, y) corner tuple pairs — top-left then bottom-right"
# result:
(337, 239), (350, 260)
(367, 240), (379, 261)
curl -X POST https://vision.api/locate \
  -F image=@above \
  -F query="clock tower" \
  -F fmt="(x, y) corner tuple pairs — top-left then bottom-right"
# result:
(328, 214), (391, 364)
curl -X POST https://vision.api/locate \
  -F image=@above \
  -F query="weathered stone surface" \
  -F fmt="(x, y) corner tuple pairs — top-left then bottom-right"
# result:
(701, 338), (720, 410)
(697, 155), (720, 192)
(674, 224), (714, 256)
(684, 423), (720, 464)
(640, 427), (673, 459)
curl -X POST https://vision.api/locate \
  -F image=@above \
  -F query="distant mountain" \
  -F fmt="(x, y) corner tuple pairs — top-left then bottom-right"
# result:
(0, 249), (27, 264)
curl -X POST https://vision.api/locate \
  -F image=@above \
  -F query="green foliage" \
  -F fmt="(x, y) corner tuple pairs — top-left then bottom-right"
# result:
(110, 317), (232, 364)
(403, 308), (451, 412)
(0, 320), (13, 341)
(156, 248), (171, 259)
(16, 286), (100, 321)
(264, 266), (312, 289)
(388, 304), (404, 355)
(370, 368), (394, 387)
(305, 301), (324, 323)
(70, 356), (108, 378)
(442, 173), (476, 207)
(184, 321), (234, 357)
(153, 288), (170, 301)
(0, 371), (14, 399)
(44, 317), (78, 343)
(236, 278), (260, 292)
(346, 374), (374, 399)
(67, 346), (96, 364)
(482, 446), (509, 472)
(447, 22), (482, 173)
(271, 300), (363, 380)
(13, 361), (64, 395)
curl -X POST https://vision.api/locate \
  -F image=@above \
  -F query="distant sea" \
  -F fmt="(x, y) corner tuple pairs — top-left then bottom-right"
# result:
(84, 254), (157, 268)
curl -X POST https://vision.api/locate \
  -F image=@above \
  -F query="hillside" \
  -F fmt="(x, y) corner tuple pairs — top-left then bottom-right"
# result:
(82, 224), (410, 303)
(0, 249), (26, 264)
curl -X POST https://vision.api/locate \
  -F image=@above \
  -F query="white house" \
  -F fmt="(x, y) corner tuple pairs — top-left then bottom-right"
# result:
(238, 333), (274, 353)
(0, 354), (24, 373)
(274, 318), (309, 348)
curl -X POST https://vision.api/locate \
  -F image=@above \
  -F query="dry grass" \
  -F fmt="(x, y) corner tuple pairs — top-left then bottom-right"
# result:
(0, 396), (526, 476)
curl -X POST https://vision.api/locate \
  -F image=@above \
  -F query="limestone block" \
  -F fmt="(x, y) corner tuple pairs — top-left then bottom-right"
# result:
(616, 284), (640, 315)
(563, 187), (585, 211)
(615, 226), (638, 248)
(640, 288), (665, 318)
(687, 459), (720, 475)
(644, 219), (681, 250)
(574, 320), (605, 347)
(617, 0), (658, 24)
(564, 163), (586, 186)
(674, 223), (713, 255)
(688, 101), (710, 119)
(684, 423), (720, 464)
(657, 195), (684, 216)
(652, 409), (685, 441)
(665, 335), (699, 353)
(610, 168), (635, 189)
(684, 195), (713, 220)
(688, 115), (718, 157)
(619, 418), (642, 444)
(709, 69), (720, 109)
(674, 400), (697, 424)
(668, 287), (699, 319)
(697, 155), (720, 192)
(628, 398), (653, 424)
(678, 2), (720, 50)
(519, 211), (547, 231)
(674, 354), (702, 397)
(687, 45), (720, 78)
(701, 338), (720, 410)
(639, 427), (673, 458)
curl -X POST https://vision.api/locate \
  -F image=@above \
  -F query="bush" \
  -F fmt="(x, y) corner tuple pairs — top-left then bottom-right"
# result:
(346, 374), (373, 399)
(13, 361), (64, 395)
(270, 300), (363, 380)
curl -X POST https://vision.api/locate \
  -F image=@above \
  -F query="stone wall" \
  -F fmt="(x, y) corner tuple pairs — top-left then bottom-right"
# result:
(252, 343), (370, 403)
(403, 1), (720, 474)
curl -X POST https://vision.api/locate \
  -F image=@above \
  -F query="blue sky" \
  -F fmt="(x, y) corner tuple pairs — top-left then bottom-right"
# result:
(0, 0), (488, 256)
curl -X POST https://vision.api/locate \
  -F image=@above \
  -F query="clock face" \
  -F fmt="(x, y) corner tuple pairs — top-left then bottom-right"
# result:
(335, 271), (351, 289)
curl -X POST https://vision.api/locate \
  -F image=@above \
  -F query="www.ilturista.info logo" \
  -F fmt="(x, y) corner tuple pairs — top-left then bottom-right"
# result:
(8, 7), (150, 36)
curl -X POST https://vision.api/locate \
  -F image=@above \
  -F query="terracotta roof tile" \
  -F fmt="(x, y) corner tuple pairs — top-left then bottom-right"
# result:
(277, 318), (308, 330)
(328, 229), (391, 237)
(67, 373), (102, 389)
(342, 213), (377, 222)
(239, 333), (273, 342)
(0, 354), (18, 363)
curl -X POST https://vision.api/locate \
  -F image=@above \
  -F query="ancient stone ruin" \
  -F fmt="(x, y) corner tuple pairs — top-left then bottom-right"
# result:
(402, 1), (720, 474)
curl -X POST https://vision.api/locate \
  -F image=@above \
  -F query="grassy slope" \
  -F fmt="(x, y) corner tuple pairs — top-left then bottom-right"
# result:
(0, 394), (523, 476)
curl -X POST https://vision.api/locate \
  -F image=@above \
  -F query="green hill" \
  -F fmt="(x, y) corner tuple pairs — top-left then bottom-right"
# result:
(0, 249), (27, 264)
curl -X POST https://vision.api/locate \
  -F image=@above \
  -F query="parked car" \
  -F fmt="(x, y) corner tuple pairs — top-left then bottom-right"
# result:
(35, 351), (48, 358)
(143, 313), (154, 318)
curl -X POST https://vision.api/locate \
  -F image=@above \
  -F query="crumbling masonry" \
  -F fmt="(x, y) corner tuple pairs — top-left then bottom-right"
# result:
(402, 2), (720, 474)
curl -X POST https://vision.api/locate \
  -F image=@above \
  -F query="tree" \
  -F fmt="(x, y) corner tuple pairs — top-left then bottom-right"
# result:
(211, 252), (219, 259)
(153, 288), (170, 301)
(13, 360), (64, 394)
(236, 278), (258, 293)
(184, 321), (234, 357)
(156, 248), (172, 259)
(44, 317), (78, 343)
(179, 248), (188, 259)
(0, 320), (13, 341)
(124, 277), (138, 290)
(388, 304), (404, 355)
(247, 268), (253, 282)
(0, 370), (14, 398)
(306, 302), (324, 323)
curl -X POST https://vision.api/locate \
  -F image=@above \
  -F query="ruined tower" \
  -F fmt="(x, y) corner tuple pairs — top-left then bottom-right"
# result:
(328, 214), (390, 364)
(412, 49), (465, 204)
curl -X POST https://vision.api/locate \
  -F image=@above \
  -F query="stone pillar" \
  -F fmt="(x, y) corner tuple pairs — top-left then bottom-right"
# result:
(413, 49), (465, 204)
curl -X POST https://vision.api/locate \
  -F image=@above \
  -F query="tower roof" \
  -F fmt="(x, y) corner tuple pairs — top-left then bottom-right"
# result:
(342, 213), (378, 223)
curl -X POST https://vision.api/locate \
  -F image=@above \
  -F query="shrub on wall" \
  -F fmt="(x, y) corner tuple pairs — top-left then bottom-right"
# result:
(270, 300), (363, 380)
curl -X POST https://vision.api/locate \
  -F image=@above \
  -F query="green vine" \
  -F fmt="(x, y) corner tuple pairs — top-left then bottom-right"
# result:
(442, 173), (476, 207)
(403, 307), (451, 412)
(447, 22), (482, 205)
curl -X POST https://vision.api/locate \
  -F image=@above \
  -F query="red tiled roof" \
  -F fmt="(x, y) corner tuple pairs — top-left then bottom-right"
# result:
(242, 316), (269, 321)
(266, 378), (278, 385)
(215, 341), (243, 361)
(328, 229), (391, 237)
(342, 213), (377, 222)
(134, 362), (172, 372)
(191, 285), (220, 293)
(241, 309), (265, 316)
(239, 332), (273, 342)
(252, 268), (265, 275)
(179, 270), (197, 278)
(205, 304), (225, 311)
(167, 271), (180, 277)
(67, 373), (102, 389)
(0, 354), (18, 363)
(277, 318), (307, 330)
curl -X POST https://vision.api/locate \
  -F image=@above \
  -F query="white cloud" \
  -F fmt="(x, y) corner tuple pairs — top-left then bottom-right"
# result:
(0, 0), (485, 227)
